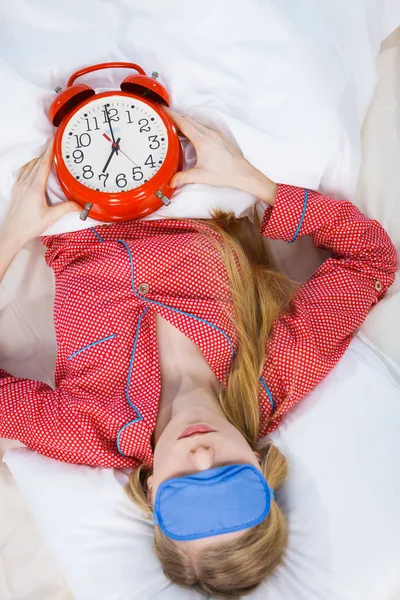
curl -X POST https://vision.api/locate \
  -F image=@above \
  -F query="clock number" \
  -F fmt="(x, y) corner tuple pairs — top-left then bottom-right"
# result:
(82, 165), (94, 179)
(116, 173), (127, 188)
(98, 173), (109, 188)
(74, 133), (91, 148)
(138, 118), (151, 133)
(85, 117), (100, 132)
(148, 135), (160, 149)
(125, 110), (134, 124)
(72, 150), (84, 164)
(102, 108), (119, 123)
(132, 166), (144, 181)
(144, 154), (156, 169)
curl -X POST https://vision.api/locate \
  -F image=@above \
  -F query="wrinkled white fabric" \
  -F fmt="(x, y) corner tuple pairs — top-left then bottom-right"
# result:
(0, 0), (398, 237)
(0, 2), (399, 600)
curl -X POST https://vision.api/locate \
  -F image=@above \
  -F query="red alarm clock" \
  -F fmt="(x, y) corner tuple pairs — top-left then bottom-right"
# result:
(49, 62), (183, 222)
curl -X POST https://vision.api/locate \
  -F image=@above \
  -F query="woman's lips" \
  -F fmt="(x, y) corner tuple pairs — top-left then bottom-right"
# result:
(177, 424), (216, 440)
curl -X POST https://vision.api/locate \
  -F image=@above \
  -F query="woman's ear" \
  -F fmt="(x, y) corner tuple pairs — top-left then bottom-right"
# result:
(146, 475), (154, 504)
(254, 451), (262, 464)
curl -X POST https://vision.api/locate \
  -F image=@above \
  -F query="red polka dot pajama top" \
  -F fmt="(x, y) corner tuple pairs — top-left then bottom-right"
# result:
(0, 185), (397, 468)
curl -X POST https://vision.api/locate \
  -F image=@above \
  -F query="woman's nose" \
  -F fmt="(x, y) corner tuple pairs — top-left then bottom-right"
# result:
(189, 446), (215, 471)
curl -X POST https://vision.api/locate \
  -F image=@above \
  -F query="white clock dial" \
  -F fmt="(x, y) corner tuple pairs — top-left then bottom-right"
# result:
(61, 95), (169, 193)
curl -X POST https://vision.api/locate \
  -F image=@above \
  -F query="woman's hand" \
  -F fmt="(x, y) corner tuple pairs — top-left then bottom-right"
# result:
(1, 139), (80, 249)
(166, 109), (277, 206)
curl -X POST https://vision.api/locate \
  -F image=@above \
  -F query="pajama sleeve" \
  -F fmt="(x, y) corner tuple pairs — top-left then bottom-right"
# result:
(258, 184), (398, 435)
(0, 369), (139, 468)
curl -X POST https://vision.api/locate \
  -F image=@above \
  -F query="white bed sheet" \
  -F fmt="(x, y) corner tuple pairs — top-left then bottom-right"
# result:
(0, 5), (399, 600)
(354, 27), (400, 363)
(0, 0), (398, 237)
(0, 453), (72, 600)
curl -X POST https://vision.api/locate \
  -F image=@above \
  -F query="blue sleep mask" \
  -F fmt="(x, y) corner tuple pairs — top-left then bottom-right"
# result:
(151, 464), (274, 541)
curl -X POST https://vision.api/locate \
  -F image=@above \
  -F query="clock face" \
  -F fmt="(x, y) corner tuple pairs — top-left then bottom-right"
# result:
(61, 94), (169, 193)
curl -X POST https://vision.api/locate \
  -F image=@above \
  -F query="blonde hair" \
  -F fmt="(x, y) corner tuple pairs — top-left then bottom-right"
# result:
(127, 205), (296, 597)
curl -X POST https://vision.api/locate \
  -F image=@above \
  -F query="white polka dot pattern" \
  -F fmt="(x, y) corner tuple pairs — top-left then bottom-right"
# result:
(259, 185), (398, 436)
(0, 185), (397, 467)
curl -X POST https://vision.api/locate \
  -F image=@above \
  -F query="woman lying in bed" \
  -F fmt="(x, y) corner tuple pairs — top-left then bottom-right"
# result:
(0, 110), (397, 598)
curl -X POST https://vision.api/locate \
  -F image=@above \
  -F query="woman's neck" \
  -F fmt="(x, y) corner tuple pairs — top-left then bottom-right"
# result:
(152, 372), (222, 447)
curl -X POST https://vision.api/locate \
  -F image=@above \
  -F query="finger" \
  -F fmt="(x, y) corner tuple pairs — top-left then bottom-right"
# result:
(33, 138), (54, 188)
(171, 168), (206, 188)
(28, 141), (51, 182)
(176, 111), (211, 135)
(45, 200), (81, 225)
(166, 108), (217, 134)
(17, 158), (40, 183)
(164, 108), (204, 142)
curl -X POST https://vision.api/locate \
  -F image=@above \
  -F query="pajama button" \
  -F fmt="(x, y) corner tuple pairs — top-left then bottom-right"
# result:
(375, 280), (383, 293)
(138, 283), (149, 295)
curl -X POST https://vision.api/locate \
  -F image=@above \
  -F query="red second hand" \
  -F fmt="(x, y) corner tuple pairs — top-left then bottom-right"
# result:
(102, 133), (139, 167)
(103, 133), (118, 147)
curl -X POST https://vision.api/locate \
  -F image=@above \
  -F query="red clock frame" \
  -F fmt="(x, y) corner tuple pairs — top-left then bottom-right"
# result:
(53, 90), (183, 222)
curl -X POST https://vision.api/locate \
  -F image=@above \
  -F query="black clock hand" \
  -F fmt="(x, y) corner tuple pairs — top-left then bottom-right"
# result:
(102, 150), (114, 174)
(104, 104), (118, 155)
(102, 137), (121, 173)
(103, 134), (140, 168)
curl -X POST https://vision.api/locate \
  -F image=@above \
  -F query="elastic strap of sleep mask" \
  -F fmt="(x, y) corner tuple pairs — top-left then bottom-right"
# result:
(151, 464), (274, 542)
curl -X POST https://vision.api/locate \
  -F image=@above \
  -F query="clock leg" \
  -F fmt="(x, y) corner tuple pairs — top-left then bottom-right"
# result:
(80, 202), (93, 221)
(155, 190), (171, 206)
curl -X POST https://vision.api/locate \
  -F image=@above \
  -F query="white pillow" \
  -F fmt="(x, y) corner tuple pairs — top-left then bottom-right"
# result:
(5, 334), (400, 600)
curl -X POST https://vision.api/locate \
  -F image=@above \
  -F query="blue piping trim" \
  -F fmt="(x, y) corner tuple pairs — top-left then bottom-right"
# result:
(115, 238), (245, 458)
(91, 227), (104, 243)
(289, 189), (309, 243)
(67, 334), (116, 360)
(116, 306), (149, 457)
(259, 377), (274, 411)
(117, 239), (236, 360)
